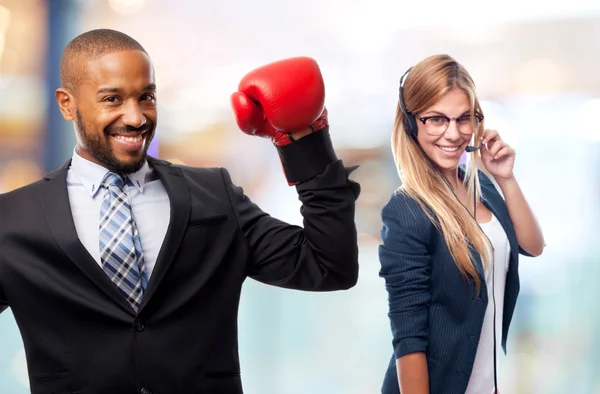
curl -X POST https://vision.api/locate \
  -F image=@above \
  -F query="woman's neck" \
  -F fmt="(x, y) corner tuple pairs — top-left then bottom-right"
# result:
(439, 168), (462, 191)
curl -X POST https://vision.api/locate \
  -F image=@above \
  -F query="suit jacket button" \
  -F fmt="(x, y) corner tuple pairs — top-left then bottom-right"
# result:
(140, 388), (152, 394)
(135, 319), (145, 332)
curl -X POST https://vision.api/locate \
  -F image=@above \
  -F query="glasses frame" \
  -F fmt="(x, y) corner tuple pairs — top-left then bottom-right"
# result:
(413, 112), (484, 135)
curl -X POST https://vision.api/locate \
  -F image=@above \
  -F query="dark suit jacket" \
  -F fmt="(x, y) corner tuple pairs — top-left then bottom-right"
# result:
(0, 128), (360, 394)
(379, 168), (532, 394)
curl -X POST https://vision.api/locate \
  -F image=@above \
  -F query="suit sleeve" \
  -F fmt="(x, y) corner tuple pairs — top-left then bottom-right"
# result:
(222, 127), (361, 291)
(379, 192), (433, 359)
(0, 279), (7, 315)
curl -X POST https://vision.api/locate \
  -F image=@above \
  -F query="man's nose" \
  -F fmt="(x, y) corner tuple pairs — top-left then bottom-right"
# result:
(121, 100), (146, 128)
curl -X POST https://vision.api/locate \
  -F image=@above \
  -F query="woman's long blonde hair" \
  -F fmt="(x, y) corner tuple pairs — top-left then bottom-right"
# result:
(392, 54), (490, 292)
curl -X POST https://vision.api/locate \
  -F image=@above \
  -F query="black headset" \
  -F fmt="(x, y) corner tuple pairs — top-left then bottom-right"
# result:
(398, 64), (499, 393)
(398, 67), (418, 139)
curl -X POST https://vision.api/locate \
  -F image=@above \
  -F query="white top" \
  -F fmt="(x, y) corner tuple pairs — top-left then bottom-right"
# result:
(66, 149), (171, 280)
(465, 213), (511, 394)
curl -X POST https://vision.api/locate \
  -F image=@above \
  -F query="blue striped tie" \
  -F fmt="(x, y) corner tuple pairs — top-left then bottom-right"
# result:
(99, 172), (148, 311)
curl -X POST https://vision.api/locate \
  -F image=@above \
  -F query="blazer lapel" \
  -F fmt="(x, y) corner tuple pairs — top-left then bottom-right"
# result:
(457, 167), (487, 281)
(139, 158), (190, 310)
(40, 160), (137, 315)
(480, 181), (519, 263)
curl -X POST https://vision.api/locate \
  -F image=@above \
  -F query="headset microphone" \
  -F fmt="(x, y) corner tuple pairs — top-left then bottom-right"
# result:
(465, 145), (480, 153)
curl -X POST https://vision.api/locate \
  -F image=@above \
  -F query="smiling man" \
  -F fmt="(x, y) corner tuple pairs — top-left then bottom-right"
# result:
(0, 29), (360, 394)
(57, 35), (157, 173)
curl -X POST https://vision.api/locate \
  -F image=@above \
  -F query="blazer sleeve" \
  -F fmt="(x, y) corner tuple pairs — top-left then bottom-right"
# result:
(222, 127), (361, 291)
(379, 191), (433, 359)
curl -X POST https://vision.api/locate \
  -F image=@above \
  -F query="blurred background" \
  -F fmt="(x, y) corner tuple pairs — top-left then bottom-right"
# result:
(0, 0), (599, 393)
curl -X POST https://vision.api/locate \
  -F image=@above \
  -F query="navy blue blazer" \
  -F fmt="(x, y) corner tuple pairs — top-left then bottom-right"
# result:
(379, 168), (533, 394)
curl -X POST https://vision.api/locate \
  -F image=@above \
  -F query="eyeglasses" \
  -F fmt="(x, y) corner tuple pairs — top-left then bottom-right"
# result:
(413, 113), (484, 136)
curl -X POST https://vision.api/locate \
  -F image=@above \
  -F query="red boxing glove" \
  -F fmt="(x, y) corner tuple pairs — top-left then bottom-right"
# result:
(230, 56), (328, 146)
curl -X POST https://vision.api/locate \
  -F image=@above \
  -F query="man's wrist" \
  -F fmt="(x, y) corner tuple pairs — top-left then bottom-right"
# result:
(276, 126), (337, 184)
(288, 127), (314, 141)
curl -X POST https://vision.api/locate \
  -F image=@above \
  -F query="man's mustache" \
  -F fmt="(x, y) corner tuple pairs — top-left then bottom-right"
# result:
(105, 123), (153, 136)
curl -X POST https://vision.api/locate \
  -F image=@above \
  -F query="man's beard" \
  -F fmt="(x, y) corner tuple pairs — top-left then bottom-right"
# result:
(76, 109), (155, 174)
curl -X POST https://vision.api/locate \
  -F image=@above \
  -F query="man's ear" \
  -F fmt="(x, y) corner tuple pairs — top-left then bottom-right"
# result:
(55, 88), (76, 121)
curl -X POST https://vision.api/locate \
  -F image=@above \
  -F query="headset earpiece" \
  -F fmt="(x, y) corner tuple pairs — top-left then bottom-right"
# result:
(404, 111), (418, 139)
(398, 67), (418, 138)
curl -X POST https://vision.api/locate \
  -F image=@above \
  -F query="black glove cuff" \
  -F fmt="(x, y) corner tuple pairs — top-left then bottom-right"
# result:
(275, 126), (338, 184)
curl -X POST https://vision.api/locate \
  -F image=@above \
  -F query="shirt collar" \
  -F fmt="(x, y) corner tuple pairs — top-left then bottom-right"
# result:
(69, 148), (151, 197)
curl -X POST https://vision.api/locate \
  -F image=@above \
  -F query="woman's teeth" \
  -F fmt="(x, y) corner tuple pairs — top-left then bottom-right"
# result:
(437, 145), (458, 152)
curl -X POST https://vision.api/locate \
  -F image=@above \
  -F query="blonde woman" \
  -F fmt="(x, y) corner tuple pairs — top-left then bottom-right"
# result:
(379, 54), (545, 394)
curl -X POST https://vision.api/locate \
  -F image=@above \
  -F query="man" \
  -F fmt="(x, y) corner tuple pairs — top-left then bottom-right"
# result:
(0, 29), (360, 393)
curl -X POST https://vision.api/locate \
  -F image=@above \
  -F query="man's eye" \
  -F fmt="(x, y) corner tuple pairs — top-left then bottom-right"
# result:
(105, 97), (119, 103)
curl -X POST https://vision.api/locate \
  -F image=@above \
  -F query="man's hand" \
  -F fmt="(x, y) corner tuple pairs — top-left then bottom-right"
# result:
(230, 56), (328, 146)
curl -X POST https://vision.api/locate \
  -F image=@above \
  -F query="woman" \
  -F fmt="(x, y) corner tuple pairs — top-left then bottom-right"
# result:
(379, 54), (545, 394)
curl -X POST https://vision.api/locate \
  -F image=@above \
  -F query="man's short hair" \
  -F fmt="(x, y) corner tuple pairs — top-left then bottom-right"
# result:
(60, 29), (148, 93)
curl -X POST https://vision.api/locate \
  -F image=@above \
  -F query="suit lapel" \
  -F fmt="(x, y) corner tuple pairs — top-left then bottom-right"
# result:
(40, 160), (137, 315)
(139, 158), (190, 310)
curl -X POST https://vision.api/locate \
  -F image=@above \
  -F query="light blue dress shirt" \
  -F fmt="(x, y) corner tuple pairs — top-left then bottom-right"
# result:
(66, 149), (171, 280)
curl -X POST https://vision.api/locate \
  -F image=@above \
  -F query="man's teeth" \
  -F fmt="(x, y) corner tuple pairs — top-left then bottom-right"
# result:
(113, 135), (143, 142)
(438, 146), (458, 152)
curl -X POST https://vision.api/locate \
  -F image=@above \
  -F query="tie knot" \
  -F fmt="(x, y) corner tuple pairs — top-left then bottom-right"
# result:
(101, 172), (126, 189)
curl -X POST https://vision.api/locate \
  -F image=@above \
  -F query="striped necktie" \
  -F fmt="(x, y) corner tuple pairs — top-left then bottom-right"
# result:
(99, 172), (147, 311)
